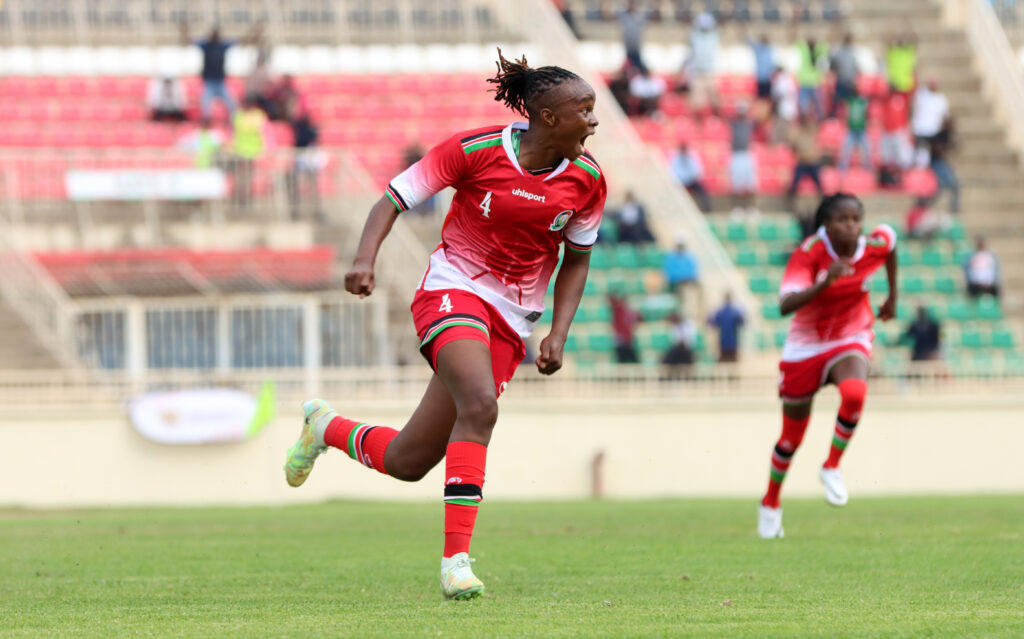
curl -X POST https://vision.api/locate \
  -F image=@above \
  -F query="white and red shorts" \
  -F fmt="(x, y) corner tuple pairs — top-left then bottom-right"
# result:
(778, 342), (871, 404)
(411, 288), (526, 398)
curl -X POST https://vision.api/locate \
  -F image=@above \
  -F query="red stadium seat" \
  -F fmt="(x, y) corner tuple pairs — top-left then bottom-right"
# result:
(903, 168), (939, 197)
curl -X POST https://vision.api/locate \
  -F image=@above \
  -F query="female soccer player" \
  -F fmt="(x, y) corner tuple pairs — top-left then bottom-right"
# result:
(283, 51), (606, 598)
(758, 193), (897, 539)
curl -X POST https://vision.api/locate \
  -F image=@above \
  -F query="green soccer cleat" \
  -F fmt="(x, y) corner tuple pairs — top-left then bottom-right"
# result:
(440, 553), (485, 600)
(283, 399), (335, 487)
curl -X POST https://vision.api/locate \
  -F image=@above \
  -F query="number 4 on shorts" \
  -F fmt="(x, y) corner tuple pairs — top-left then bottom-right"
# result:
(438, 293), (453, 313)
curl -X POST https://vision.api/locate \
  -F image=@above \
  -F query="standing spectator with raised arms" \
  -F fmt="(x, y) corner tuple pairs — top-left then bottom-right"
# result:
(758, 194), (898, 539)
(282, 51), (606, 601)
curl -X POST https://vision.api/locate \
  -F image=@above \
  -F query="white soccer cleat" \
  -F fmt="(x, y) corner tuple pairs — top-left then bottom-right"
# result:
(282, 399), (335, 487)
(440, 553), (485, 600)
(820, 467), (849, 506)
(758, 504), (784, 539)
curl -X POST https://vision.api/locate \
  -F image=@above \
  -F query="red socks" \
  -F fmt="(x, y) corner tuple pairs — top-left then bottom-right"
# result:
(324, 416), (398, 475)
(762, 413), (810, 509)
(824, 378), (867, 469)
(443, 441), (487, 558)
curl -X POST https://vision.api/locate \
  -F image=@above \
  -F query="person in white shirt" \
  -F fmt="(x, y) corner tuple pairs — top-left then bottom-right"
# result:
(628, 67), (667, 116)
(911, 79), (949, 166)
(147, 76), (187, 122)
(669, 141), (711, 212)
(770, 66), (798, 144)
(964, 236), (1001, 299)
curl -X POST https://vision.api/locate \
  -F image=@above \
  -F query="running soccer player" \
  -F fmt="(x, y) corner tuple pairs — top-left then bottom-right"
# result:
(283, 51), (606, 598)
(758, 193), (898, 539)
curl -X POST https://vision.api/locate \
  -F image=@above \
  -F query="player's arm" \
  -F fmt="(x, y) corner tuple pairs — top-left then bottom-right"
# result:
(344, 196), (400, 298)
(780, 259), (853, 316)
(877, 247), (898, 321)
(536, 248), (590, 375)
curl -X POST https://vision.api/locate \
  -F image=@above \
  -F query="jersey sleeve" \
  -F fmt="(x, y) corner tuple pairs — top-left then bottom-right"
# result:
(562, 172), (608, 253)
(779, 243), (816, 299)
(871, 223), (898, 253)
(385, 134), (466, 213)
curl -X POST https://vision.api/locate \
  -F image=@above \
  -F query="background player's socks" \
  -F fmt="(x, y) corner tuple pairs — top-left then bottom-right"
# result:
(824, 378), (867, 469)
(443, 441), (487, 558)
(324, 416), (398, 475)
(762, 413), (810, 508)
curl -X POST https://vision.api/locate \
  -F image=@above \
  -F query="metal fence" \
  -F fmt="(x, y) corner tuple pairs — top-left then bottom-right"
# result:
(71, 293), (391, 375)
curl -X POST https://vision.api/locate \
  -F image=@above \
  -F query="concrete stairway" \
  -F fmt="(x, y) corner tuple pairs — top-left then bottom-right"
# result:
(848, 0), (1024, 323)
(0, 297), (61, 369)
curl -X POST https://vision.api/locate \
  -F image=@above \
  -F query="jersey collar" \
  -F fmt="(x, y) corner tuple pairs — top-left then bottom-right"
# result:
(502, 122), (570, 181)
(817, 226), (866, 262)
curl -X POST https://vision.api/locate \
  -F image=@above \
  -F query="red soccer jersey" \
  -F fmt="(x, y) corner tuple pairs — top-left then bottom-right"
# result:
(881, 92), (909, 132)
(779, 224), (897, 362)
(385, 123), (607, 336)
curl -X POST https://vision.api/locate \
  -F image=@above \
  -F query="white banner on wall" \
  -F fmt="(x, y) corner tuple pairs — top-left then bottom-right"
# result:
(128, 384), (275, 445)
(66, 169), (227, 201)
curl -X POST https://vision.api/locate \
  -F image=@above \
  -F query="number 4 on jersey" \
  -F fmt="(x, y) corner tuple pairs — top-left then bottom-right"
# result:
(479, 191), (493, 218)
(438, 293), (453, 313)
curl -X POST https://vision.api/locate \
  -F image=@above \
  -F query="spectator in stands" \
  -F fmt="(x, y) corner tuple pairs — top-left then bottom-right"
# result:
(662, 239), (700, 294)
(829, 32), (859, 117)
(879, 85), (912, 186)
(614, 191), (656, 244)
(786, 121), (825, 211)
(904, 196), (952, 241)
(928, 119), (960, 214)
(146, 76), (187, 122)
(607, 67), (632, 113)
(686, 12), (720, 119)
(180, 20), (264, 121)
(792, 21), (829, 122)
(178, 118), (225, 168)
(707, 291), (745, 363)
(231, 95), (269, 205)
(770, 66), (799, 144)
(628, 66), (667, 116)
(551, 0), (580, 39)
(902, 305), (942, 361)
(911, 78), (949, 167)
(609, 291), (641, 364)
(618, 0), (652, 72)
(245, 47), (275, 116)
(746, 32), (776, 104)
(885, 23), (918, 101)
(287, 103), (322, 221)
(729, 101), (759, 217)
(661, 311), (697, 375)
(669, 140), (712, 212)
(265, 74), (304, 122)
(964, 236), (1001, 300)
(838, 88), (871, 172)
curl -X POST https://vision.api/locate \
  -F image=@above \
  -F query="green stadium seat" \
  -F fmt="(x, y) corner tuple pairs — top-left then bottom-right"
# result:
(589, 248), (611, 270)
(975, 297), (1003, 320)
(749, 275), (775, 294)
(869, 276), (889, 293)
(613, 244), (641, 269)
(647, 331), (673, 352)
(991, 327), (1015, 349)
(736, 249), (759, 267)
(768, 250), (790, 266)
(902, 276), (925, 294)
(933, 275), (956, 294)
(726, 221), (749, 242)
(641, 246), (664, 269)
(563, 334), (580, 352)
(946, 299), (970, 321)
(920, 248), (945, 267)
(960, 328), (985, 348)
(757, 220), (780, 241)
(587, 333), (616, 352)
(583, 279), (598, 296)
(774, 328), (788, 348)
(762, 303), (782, 320)
(897, 247), (917, 267)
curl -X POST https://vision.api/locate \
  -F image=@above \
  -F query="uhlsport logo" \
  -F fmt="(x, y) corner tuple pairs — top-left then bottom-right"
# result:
(512, 188), (545, 203)
(446, 477), (463, 485)
(549, 209), (573, 231)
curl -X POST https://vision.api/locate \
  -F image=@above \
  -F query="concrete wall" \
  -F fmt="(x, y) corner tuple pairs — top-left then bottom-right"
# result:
(2, 390), (1023, 508)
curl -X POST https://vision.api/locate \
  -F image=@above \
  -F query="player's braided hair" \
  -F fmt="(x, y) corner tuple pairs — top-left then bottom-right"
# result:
(814, 192), (862, 228)
(488, 48), (581, 118)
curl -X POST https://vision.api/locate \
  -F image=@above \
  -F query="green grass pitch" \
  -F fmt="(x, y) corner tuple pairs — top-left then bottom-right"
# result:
(2, 497), (1022, 638)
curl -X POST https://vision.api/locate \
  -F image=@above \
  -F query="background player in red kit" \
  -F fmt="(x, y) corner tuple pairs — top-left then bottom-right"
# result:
(758, 193), (898, 539)
(283, 51), (607, 598)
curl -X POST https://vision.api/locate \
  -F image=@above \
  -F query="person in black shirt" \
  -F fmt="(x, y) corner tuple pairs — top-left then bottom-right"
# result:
(902, 305), (941, 361)
(180, 20), (264, 121)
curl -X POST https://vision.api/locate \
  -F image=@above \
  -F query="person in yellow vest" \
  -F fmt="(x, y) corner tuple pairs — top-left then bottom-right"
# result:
(231, 95), (268, 206)
(795, 33), (828, 123)
(885, 25), (918, 102)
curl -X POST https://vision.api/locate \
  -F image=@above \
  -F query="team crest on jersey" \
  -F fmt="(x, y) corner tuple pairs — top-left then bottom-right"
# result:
(549, 209), (574, 231)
